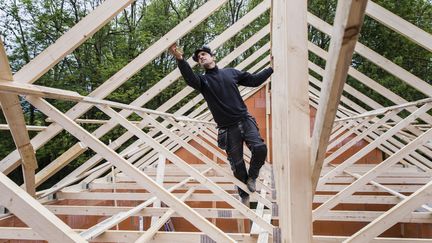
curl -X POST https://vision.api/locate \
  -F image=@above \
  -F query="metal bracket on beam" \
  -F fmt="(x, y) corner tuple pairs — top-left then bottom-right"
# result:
(273, 227), (281, 243)
(47, 193), (57, 200)
(217, 210), (233, 218)
(81, 181), (89, 189)
(272, 189), (277, 200)
(0, 206), (8, 214)
(200, 235), (216, 243)
(272, 202), (279, 217)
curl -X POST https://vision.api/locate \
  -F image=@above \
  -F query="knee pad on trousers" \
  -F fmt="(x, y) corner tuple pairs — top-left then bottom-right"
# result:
(252, 143), (267, 165)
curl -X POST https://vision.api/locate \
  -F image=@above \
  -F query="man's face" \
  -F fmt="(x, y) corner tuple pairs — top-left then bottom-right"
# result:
(197, 51), (215, 69)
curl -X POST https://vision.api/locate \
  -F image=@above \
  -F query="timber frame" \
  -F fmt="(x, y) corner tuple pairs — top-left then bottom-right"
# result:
(0, 0), (432, 242)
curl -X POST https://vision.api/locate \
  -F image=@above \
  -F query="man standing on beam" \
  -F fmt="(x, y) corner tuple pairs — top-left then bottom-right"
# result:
(169, 43), (273, 206)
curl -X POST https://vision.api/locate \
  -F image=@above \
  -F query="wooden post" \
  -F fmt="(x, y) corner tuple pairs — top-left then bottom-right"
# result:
(271, 0), (312, 242)
(151, 154), (166, 226)
(0, 40), (38, 196)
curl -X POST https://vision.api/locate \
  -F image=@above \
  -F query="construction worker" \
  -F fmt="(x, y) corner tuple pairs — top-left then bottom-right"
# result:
(168, 43), (273, 205)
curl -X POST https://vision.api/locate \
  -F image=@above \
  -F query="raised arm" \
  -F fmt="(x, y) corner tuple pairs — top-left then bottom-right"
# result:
(237, 67), (274, 87)
(168, 43), (201, 91)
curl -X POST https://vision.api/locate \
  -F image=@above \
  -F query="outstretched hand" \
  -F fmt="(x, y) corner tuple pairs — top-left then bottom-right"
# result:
(169, 43), (183, 60)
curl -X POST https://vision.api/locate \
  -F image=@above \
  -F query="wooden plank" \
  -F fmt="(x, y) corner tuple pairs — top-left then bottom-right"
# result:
(55, 191), (407, 204)
(313, 235), (432, 243)
(318, 103), (432, 188)
(26, 96), (235, 243)
(307, 12), (432, 98)
(163, 117), (272, 206)
(34, 142), (85, 187)
(313, 127), (432, 220)
(88, 181), (426, 194)
(323, 110), (399, 165)
(0, 40), (38, 196)
(24, 4), (270, 187)
(308, 44), (432, 170)
(0, 172), (86, 242)
(326, 117), (374, 152)
(136, 187), (195, 243)
(14, 0), (135, 84)
(251, 180), (270, 234)
(365, 1), (432, 52)
(0, 0), (231, 176)
(0, 80), (82, 101)
(0, 124), (46, 131)
(257, 214), (272, 243)
(0, 228), (260, 242)
(335, 98), (432, 122)
(97, 105), (274, 232)
(41, 204), (428, 224)
(309, 21), (432, 145)
(79, 169), (209, 240)
(345, 178), (432, 242)
(338, 167), (432, 212)
(311, 0), (369, 193)
(271, 0), (312, 242)
(151, 154), (166, 226)
(56, 36), (272, 191)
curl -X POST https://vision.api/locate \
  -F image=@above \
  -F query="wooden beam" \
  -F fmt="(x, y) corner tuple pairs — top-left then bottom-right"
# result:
(136, 187), (195, 243)
(14, 0), (135, 84)
(53, 33), (271, 191)
(163, 117), (272, 207)
(323, 110), (399, 166)
(34, 142), (86, 187)
(365, 1), (432, 52)
(97, 105), (273, 232)
(318, 103), (432, 189)
(79, 170), (209, 240)
(26, 96), (236, 243)
(308, 43), (432, 170)
(0, 172), (86, 242)
(345, 177), (432, 242)
(43, 205), (431, 224)
(0, 80), (82, 101)
(313, 235), (432, 243)
(313, 127), (432, 220)
(12, 3), (270, 188)
(150, 154), (166, 226)
(0, 40), (38, 196)
(0, 124), (46, 131)
(0, 228), (260, 242)
(271, 0), (312, 242)
(311, 0), (368, 193)
(0, 0), (231, 176)
(307, 12), (432, 98)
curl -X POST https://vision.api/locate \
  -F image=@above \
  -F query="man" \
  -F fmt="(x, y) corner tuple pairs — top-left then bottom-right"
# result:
(168, 43), (273, 205)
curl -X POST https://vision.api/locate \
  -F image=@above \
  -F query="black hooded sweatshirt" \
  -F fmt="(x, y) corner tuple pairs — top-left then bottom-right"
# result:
(177, 59), (273, 128)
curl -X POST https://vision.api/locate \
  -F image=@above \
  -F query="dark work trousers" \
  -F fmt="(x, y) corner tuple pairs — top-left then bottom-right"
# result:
(217, 115), (268, 199)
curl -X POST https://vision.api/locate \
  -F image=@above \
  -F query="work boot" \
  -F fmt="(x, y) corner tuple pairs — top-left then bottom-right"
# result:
(241, 196), (250, 207)
(247, 177), (256, 192)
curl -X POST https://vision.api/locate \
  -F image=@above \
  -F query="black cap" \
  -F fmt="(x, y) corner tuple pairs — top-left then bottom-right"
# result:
(193, 45), (213, 62)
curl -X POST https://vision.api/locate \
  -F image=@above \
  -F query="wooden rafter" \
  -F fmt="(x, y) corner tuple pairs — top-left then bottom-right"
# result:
(311, 0), (368, 192)
(0, 0), (431, 241)
(0, 40), (38, 196)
